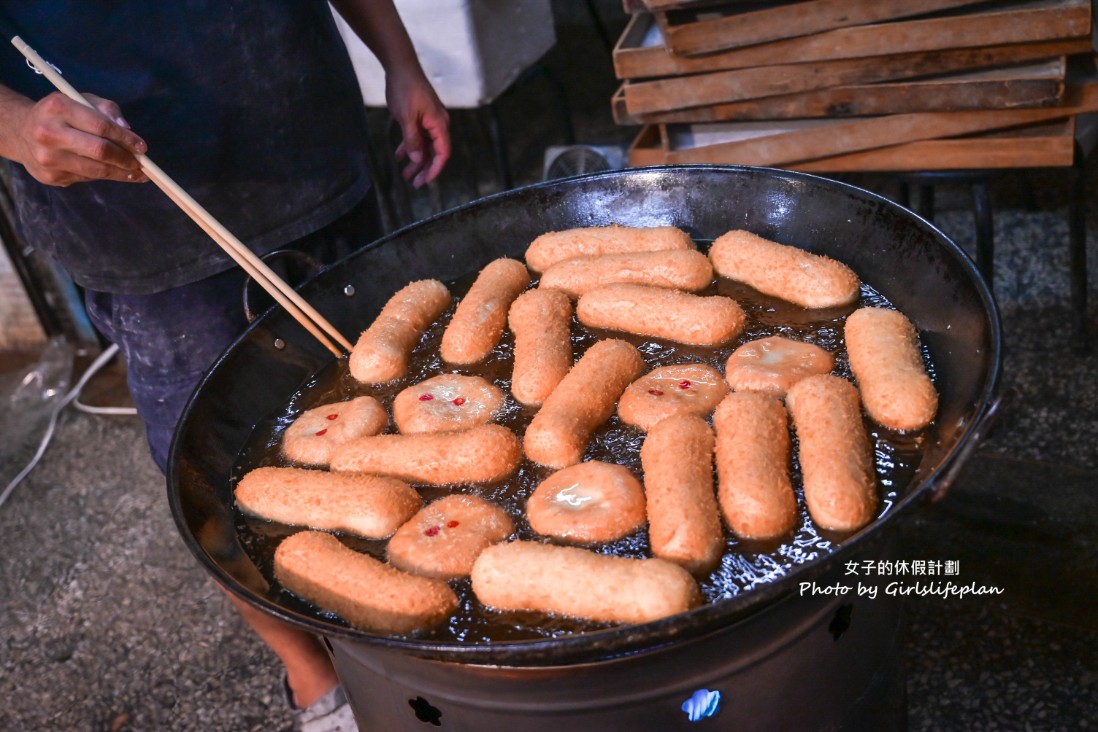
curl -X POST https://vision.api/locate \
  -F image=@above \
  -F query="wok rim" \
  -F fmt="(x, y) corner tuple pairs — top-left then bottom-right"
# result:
(167, 164), (1004, 665)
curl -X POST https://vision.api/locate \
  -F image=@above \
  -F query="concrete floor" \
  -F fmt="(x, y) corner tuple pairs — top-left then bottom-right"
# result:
(2, 2), (1097, 730)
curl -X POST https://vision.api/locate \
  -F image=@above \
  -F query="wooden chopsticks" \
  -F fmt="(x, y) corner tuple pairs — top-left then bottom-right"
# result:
(11, 36), (354, 358)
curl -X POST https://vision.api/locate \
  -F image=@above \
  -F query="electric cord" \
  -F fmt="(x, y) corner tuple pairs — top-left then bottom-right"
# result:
(73, 398), (138, 417)
(0, 343), (135, 510)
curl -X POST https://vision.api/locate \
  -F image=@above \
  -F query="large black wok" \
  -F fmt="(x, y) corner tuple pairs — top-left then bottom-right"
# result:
(168, 166), (1001, 729)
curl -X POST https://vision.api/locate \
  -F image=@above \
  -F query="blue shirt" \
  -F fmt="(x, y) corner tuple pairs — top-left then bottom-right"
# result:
(0, 1), (371, 293)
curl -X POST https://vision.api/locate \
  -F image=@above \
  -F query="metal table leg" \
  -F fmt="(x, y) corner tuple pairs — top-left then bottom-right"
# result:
(1068, 145), (1090, 352)
(971, 179), (995, 286)
(478, 105), (513, 191)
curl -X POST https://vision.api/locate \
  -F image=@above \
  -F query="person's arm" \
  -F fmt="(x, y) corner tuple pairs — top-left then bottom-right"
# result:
(330, 0), (450, 188)
(0, 84), (147, 186)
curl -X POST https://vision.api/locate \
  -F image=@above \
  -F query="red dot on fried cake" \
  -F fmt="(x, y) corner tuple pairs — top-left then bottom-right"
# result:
(326, 413), (339, 420)
(419, 393), (434, 401)
(452, 397), (466, 406)
(679, 380), (691, 389)
(648, 389), (664, 396)
(446, 520), (460, 528)
(424, 525), (440, 537)
(315, 428), (328, 436)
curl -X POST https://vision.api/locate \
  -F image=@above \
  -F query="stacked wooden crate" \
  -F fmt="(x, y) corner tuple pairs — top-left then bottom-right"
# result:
(614, 0), (1098, 171)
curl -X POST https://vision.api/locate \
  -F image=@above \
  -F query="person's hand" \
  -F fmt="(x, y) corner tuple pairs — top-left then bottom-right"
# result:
(6, 91), (148, 187)
(328, 0), (449, 187)
(386, 71), (450, 188)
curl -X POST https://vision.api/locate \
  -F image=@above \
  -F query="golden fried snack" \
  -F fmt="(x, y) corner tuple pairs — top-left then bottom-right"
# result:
(712, 392), (798, 540)
(539, 249), (713, 298)
(525, 461), (646, 544)
(785, 375), (877, 532)
(471, 541), (701, 625)
(507, 288), (574, 407)
(235, 466), (421, 539)
(392, 374), (504, 434)
(281, 396), (389, 467)
(618, 363), (729, 431)
(330, 423), (521, 485)
(349, 279), (452, 384)
(844, 307), (938, 432)
(724, 336), (834, 397)
(387, 494), (514, 580)
(640, 414), (723, 574)
(440, 258), (530, 365)
(274, 531), (457, 634)
(709, 230), (860, 309)
(577, 283), (745, 347)
(525, 224), (695, 273)
(523, 339), (645, 468)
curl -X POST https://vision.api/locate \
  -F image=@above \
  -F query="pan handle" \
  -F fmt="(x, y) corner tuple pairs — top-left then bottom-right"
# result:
(927, 393), (1003, 503)
(242, 249), (325, 323)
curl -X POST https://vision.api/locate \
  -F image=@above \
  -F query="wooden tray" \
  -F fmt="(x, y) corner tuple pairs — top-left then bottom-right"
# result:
(656, 0), (988, 57)
(628, 118), (1078, 171)
(797, 118), (1078, 172)
(613, 59), (1068, 124)
(627, 81), (1098, 167)
(613, 1), (1091, 81)
(621, 43), (1082, 115)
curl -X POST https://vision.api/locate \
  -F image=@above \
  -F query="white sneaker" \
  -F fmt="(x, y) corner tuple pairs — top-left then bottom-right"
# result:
(287, 680), (359, 732)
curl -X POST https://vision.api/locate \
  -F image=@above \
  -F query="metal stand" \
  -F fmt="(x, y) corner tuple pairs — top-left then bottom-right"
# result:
(477, 105), (513, 191)
(475, 64), (576, 193)
(1068, 141), (1090, 353)
(895, 165), (1091, 353)
(581, 0), (616, 54)
(896, 171), (996, 285)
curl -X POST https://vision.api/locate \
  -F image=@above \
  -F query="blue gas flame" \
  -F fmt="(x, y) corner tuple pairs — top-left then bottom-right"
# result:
(681, 688), (722, 722)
